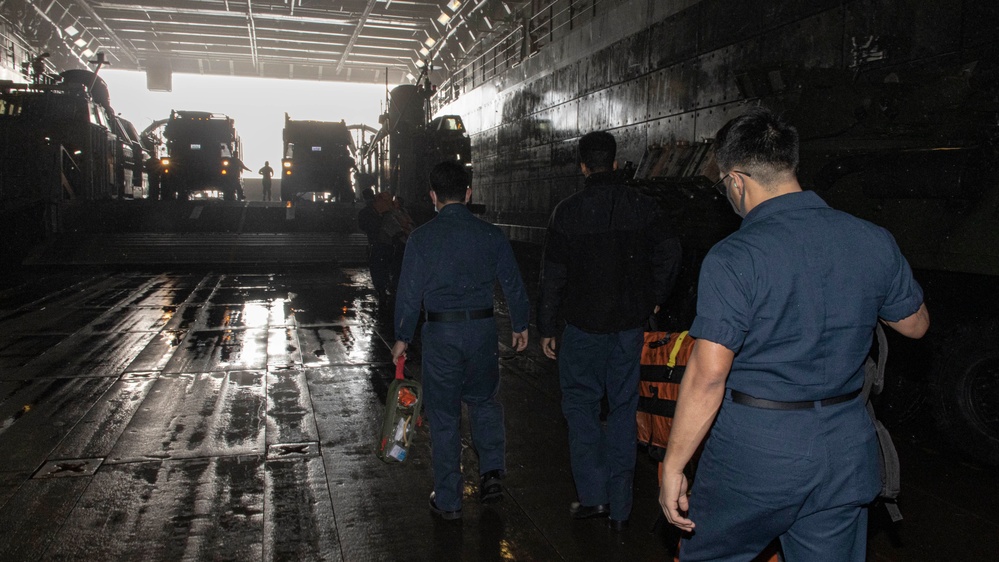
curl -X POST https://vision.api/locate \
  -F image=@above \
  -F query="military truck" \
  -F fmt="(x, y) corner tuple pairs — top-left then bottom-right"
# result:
(357, 81), (472, 225)
(280, 114), (356, 202)
(633, 59), (999, 468)
(0, 69), (128, 205)
(157, 110), (245, 201)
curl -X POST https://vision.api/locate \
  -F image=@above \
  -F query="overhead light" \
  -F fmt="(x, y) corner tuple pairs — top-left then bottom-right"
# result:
(64, 25), (79, 37)
(74, 38), (87, 48)
(419, 47), (430, 56)
(482, 16), (492, 29)
(406, 72), (416, 81)
(437, 12), (451, 25)
(82, 48), (93, 58)
(502, 2), (511, 15)
(425, 37), (436, 48)
(416, 60), (426, 68)
(447, 0), (462, 11)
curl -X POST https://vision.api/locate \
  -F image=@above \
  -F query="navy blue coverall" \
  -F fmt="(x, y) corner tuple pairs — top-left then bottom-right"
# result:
(394, 203), (531, 512)
(682, 191), (924, 561)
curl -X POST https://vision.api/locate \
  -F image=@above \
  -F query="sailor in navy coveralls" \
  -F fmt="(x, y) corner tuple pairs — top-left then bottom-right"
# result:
(660, 108), (930, 561)
(392, 161), (530, 520)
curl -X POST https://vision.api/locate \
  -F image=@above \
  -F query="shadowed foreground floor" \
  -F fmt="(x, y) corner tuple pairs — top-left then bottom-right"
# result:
(0, 263), (994, 561)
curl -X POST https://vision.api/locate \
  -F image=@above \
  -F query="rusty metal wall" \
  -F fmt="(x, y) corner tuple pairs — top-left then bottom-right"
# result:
(434, 0), (999, 242)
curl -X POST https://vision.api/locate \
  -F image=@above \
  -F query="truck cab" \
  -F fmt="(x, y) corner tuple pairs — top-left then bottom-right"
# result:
(281, 114), (355, 203)
(158, 110), (245, 201)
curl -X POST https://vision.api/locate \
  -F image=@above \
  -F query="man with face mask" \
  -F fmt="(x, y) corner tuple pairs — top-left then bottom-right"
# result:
(659, 107), (930, 561)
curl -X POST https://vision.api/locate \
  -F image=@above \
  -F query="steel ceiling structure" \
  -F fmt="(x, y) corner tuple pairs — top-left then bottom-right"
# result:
(9, 0), (522, 85)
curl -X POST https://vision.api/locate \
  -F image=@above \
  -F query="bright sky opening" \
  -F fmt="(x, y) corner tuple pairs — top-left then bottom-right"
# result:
(99, 70), (389, 170)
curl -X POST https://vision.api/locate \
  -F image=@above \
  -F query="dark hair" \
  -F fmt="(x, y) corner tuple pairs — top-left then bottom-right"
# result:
(578, 131), (616, 171)
(361, 187), (375, 202)
(429, 161), (469, 202)
(714, 107), (799, 186)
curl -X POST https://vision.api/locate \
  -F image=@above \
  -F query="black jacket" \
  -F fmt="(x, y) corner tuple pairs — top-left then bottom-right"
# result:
(538, 171), (681, 336)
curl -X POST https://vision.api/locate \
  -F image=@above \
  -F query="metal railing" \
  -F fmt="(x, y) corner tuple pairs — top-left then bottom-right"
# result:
(435, 0), (618, 108)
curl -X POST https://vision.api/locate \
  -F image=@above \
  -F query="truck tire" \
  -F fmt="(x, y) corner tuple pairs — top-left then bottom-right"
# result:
(931, 321), (999, 468)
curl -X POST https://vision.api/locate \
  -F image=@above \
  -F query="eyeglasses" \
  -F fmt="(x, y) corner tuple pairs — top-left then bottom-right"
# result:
(711, 170), (752, 194)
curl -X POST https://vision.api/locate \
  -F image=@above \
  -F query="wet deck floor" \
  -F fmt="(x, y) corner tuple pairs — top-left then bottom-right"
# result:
(0, 260), (995, 561)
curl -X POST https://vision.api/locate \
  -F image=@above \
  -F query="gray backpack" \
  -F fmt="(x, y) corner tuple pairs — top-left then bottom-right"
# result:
(862, 323), (903, 522)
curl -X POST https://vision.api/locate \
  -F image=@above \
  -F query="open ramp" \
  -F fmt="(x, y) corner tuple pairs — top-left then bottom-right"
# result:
(21, 199), (370, 265)
(24, 232), (368, 265)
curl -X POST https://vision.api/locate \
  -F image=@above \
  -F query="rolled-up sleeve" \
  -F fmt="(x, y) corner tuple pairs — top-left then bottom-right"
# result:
(878, 229), (925, 322)
(688, 249), (750, 353)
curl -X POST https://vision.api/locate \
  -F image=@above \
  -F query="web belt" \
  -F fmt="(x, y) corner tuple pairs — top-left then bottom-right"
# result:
(731, 388), (862, 410)
(425, 308), (494, 322)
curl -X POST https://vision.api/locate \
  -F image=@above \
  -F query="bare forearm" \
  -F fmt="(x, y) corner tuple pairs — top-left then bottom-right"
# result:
(663, 340), (733, 473)
(663, 372), (726, 472)
(883, 303), (929, 339)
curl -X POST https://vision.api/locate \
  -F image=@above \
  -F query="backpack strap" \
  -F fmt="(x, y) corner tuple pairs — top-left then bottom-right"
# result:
(862, 322), (889, 400)
(666, 331), (689, 369)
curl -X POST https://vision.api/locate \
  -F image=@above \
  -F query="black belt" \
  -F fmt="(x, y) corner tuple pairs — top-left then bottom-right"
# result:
(730, 388), (862, 410)
(425, 308), (494, 322)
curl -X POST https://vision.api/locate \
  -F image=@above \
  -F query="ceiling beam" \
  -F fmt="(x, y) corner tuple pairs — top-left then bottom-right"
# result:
(246, 0), (259, 69)
(72, 0), (139, 65)
(336, 0), (379, 75)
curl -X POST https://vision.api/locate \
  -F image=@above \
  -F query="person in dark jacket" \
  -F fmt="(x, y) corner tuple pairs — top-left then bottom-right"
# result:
(391, 161), (531, 521)
(538, 131), (682, 530)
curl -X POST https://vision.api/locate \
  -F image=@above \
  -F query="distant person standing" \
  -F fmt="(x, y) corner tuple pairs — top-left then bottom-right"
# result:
(538, 130), (682, 530)
(391, 161), (530, 521)
(259, 161), (275, 202)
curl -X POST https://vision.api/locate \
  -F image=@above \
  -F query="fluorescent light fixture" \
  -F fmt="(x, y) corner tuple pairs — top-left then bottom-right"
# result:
(425, 37), (436, 48)
(502, 2), (511, 14)
(437, 12), (451, 25)
(416, 60), (426, 68)
(74, 38), (87, 48)
(65, 25), (79, 36)
(447, 0), (462, 11)
(419, 47), (430, 56)
(406, 72), (416, 81)
(482, 16), (492, 29)
(82, 48), (93, 57)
